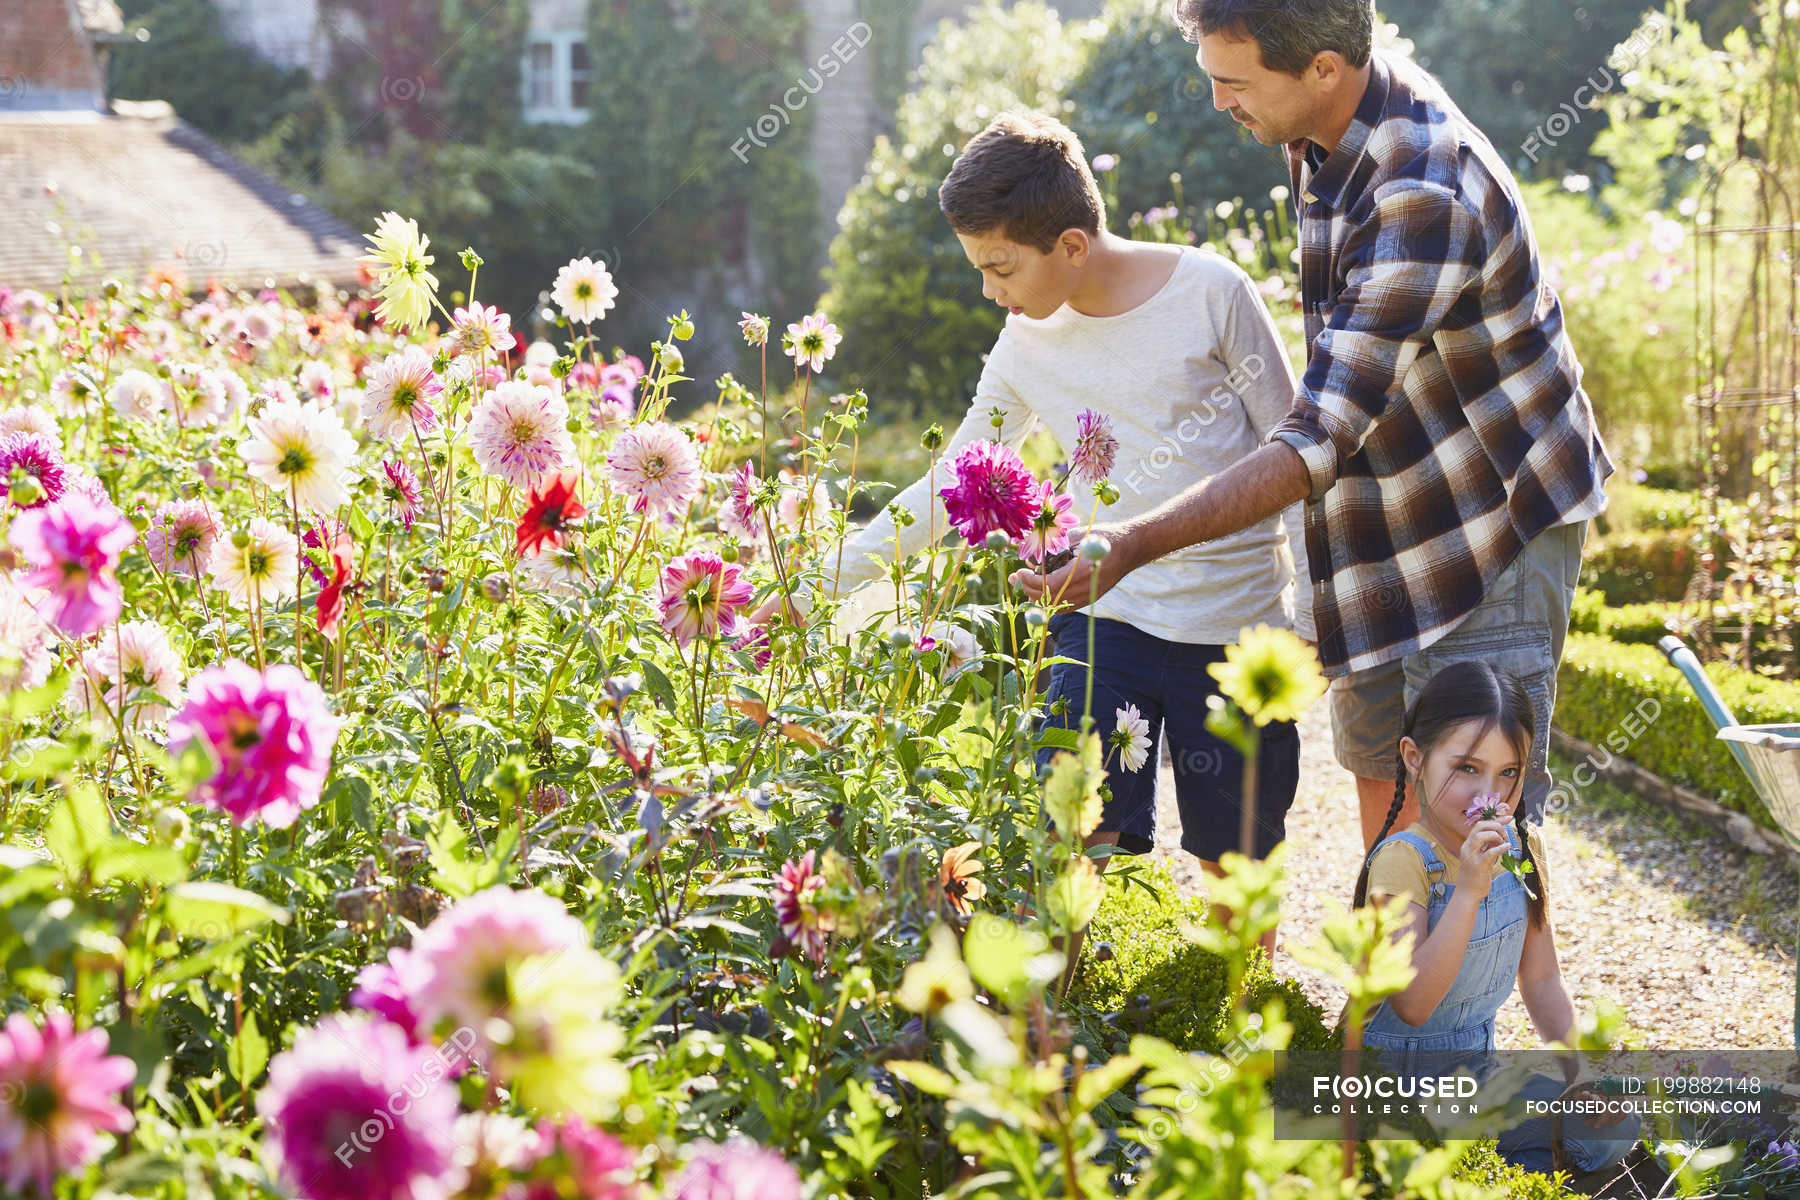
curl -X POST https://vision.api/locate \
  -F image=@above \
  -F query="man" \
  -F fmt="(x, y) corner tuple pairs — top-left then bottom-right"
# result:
(1019, 0), (1615, 849)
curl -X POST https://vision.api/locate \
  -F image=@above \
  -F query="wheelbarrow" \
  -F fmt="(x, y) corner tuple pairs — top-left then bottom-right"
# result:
(1658, 636), (1800, 1046)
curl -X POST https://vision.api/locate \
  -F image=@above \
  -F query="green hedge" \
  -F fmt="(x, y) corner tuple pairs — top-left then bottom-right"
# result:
(1570, 587), (1780, 655)
(1579, 529), (1720, 605)
(1073, 866), (1336, 1056)
(1554, 632), (1800, 830)
(1592, 482), (1708, 537)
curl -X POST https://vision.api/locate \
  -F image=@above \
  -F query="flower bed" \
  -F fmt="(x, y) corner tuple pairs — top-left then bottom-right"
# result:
(0, 217), (1632, 1198)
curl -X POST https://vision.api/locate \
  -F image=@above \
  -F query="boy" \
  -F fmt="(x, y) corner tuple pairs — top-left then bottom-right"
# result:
(816, 111), (1315, 949)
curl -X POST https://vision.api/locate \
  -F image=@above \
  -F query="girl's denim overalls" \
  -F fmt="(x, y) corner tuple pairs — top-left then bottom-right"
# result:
(1360, 825), (1636, 1174)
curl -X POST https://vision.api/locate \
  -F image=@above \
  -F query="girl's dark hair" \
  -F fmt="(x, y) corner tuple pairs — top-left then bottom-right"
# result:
(1352, 660), (1548, 928)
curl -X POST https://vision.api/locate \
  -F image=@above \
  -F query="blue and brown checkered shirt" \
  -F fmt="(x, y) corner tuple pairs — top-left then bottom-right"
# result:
(1266, 52), (1615, 679)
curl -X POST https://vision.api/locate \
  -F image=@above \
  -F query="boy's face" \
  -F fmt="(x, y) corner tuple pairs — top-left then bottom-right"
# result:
(955, 229), (1088, 321)
(1196, 31), (1327, 147)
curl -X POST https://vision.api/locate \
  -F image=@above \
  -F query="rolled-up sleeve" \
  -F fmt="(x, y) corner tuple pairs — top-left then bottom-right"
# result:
(1269, 181), (1485, 504)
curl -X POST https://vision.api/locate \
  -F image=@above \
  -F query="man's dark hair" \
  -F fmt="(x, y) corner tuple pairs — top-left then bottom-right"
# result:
(939, 111), (1105, 254)
(1174, 0), (1374, 75)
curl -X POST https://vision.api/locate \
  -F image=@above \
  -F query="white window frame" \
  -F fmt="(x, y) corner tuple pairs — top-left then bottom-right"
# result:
(521, 31), (590, 124)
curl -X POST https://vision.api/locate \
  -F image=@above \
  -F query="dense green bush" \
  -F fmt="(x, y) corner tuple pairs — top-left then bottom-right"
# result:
(1592, 481), (1709, 536)
(1579, 528), (1719, 605)
(820, 1), (1090, 420)
(1074, 867), (1337, 1056)
(1570, 587), (1779, 654)
(1555, 632), (1800, 829)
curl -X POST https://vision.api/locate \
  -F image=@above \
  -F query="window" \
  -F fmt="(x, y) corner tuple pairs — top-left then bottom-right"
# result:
(521, 34), (590, 124)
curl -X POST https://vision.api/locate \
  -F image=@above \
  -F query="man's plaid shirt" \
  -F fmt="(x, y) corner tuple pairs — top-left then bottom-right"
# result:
(1266, 51), (1615, 679)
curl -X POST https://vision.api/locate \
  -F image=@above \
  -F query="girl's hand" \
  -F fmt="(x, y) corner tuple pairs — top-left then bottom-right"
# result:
(1456, 819), (1510, 898)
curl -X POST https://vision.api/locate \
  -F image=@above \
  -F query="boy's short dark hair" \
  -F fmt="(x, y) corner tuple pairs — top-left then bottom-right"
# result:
(939, 111), (1105, 254)
(1174, 0), (1374, 76)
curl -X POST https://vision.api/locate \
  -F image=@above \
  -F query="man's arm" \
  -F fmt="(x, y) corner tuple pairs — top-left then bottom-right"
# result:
(1014, 438), (1310, 604)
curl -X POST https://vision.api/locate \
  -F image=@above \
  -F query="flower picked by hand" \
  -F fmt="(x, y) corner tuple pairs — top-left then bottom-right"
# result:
(1463, 793), (1536, 897)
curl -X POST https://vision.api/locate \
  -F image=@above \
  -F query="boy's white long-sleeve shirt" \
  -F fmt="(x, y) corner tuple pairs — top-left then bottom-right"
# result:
(834, 246), (1316, 645)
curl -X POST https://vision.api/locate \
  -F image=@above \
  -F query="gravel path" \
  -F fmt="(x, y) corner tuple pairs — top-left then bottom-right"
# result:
(1150, 693), (1800, 1050)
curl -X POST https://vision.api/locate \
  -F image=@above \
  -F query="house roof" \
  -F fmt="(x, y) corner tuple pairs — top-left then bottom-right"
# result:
(0, 102), (366, 292)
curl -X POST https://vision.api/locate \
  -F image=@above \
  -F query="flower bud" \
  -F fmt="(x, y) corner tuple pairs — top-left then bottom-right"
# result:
(1079, 533), (1112, 562)
(1023, 607), (1047, 629)
(8, 475), (44, 507)
(231, 530), (251, 549)
(152, 805), (190, 844)
(1094, 479), (1120, 506)
(983, 529), (1010, 553)
(720, 542), (739, 563)
(481, 573), (509, 601)
(889, 628), (914, 651)
(920, 424), (944, 452)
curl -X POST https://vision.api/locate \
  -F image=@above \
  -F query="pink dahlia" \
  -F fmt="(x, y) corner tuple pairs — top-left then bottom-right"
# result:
(1019, 480), (1078, 564)
(656, 551), (754, 646)
(0, 432), (67, 508)
(406, 886), (590, 1047)
(589, 383), (635, 429)
(523, 1119), (638, 1200)
(598, 355), (644, 392)
(716, 461), (761, 542)
(361, 348), (443, 443)
(770, 850), (831, 963)
(381, 459), (423, 531)
(0, 1009), (136, 1199)
(168, 661), (343, 829)
(9, 489), (136, 636)
(666, 1138), (802, 1200)
(450, 300), (516, 357)
(606, 422), (701, 518)
(938, 440), (1038, 544)
(469, 382), (575, 490)
(781, 312), (842, 374)
(256, 1014), (459, 1200)
(143, 498), (221, 577)
(739, 312), (769, 348)
(350, 946), (430, 1044)
(1069, 408), (1118, 485)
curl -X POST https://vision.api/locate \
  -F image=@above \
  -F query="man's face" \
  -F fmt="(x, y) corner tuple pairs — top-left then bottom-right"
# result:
(1196, 31), (1320, 147)
(955, 229), (1085, 321)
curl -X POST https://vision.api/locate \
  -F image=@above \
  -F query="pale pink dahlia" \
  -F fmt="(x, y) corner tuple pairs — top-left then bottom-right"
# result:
(450, 301), (516, 357)
(256, 1014), (459, 1200)
(770, 850), (832, 963)
(606, 422), (701, 518)
(1070, 408), (1118, 485)
(381, 459), (423, 531)
(361, 348), (443, 443)
(168, 660), (342, 828)
(0, 579), (54, 693)
(939, 440), (1038, 544)
(68, 619), (185, 729)
(8, 489), (136, 636)
(1019, 480), (1078, 564)
(716, 462), (761, 542)
(405, 886), (590, 1047)
(469, 381), (575, 489)
(144, 498), (221, 576)
(657, 551), (753, 646)
(551, 257), (618, 324)
(781, 312), (841, 374)
(666, 1139), (802, 1200)
(0, 1009), (136, 1199)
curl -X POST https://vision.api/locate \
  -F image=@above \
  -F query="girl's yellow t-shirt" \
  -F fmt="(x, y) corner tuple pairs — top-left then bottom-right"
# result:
(1365, 821), (1550, 912)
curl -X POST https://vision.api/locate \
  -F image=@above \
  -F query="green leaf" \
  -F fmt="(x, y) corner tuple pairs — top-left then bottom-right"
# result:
(4, 673), (67, 721)
(1073, 1052), (1141, 1112)
(885, 1059), (958, 1097)
(1042, 731), (1103, 841)
(44, 783), (112, 874)
(963, 913), (1061, 1007)
(347, 502), (375, 543)
(639, 660), (678, 713)
(92, 843), (189, 887)
(162, 882), (289, 939)
(4, 739), (79, 781)
(227, 1011), (269, 1088)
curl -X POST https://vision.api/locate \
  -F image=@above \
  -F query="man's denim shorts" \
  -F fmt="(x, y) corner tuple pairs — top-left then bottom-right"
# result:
(1329, 519), (1589, 822)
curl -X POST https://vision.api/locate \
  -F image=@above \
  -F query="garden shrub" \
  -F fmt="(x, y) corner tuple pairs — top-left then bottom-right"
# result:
(1555, 632), (1800, 829)
(1592, 481), (1708, 537)
(1579, 528), (1717, 605)
(1571, 588), (1779, 653)
(1074, 866), (1336, 1055)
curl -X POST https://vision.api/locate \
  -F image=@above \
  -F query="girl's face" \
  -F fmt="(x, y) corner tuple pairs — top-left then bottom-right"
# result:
(1400, 719), (1526, 838)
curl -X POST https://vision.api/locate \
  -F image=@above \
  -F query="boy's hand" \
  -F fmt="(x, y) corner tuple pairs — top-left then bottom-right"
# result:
(749, 592), (801, 629)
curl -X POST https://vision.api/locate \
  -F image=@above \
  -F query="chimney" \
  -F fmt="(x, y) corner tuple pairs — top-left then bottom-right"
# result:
(0, 0), (128, 113)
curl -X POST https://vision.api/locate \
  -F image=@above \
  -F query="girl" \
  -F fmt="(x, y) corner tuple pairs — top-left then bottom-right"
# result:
(1352, 659), (1635, 1175)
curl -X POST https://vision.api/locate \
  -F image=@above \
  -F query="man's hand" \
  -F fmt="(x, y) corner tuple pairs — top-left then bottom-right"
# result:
(1011, 526), (1133, 607)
